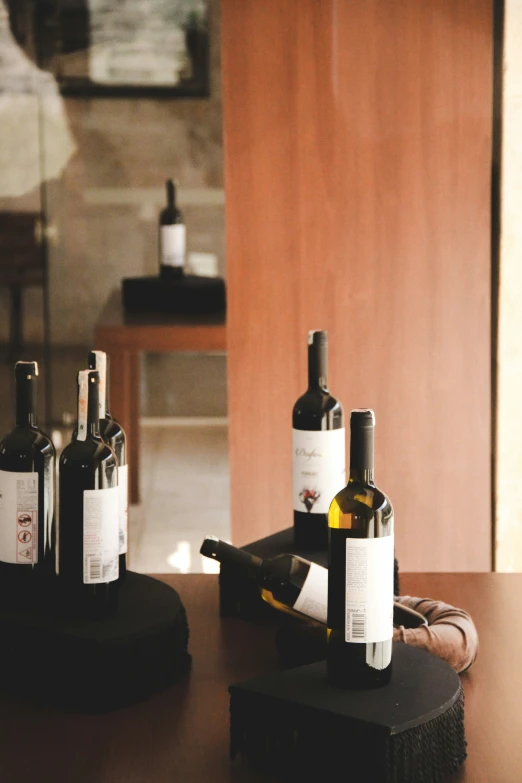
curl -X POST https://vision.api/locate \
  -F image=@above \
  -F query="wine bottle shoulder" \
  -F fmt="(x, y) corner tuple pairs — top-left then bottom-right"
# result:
(159, 207), (183, 225)
(59, 437), (116, 467)
(100, 418), (125, 463)
(293, 388), (343, 410)
(292, 390), (344, 427)
(0, 426), (55, 460)
(329, 481), (394, 533)
(331, 480), (391, 511)
(100, 416), (125, 442)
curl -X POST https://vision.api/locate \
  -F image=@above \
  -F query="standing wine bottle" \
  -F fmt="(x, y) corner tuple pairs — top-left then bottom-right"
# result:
(292, 330), (345, 550)
(0, 361), (56, 598)
(327, 409), (394, 689)
(200, 535), (328, 623)
(58, 370), (118, 616)
(88, 350), (127, 580)
(159, 178), (185, 279)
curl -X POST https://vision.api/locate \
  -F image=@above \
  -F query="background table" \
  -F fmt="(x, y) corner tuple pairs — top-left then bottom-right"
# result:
(94, 290), (226, 505)
(0, 572), (519, 782)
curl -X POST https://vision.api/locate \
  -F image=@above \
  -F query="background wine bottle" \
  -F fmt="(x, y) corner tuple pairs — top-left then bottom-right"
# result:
(327, 409), (394, 689)
(88, 350), (127, 580)
(159, 178), (186, 279)
(0, 361), (56, 598)
(58, 370), (118, 616)
(292, 330), (345, 550)
(200, 535), (328, 623)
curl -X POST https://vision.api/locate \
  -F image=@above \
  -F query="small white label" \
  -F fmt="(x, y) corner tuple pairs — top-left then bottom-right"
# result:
(92, 350), (107, 418)
(345, 536), (394, 643)
(160, 224), (186, 267)
(292, 428), (346, 514)
(77, 371), (89, 442)
(83, 486), (119, 584)
(0, 470), (38, 564)
(292, 562), (328, 624)
(118, 464), (128, 556)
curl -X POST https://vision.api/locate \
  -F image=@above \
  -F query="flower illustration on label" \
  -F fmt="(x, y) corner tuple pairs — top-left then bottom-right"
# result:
(299, 488), (321, 512)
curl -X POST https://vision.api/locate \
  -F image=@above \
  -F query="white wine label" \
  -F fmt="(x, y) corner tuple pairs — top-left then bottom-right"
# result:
(83, 486), (119, 584)
(92, 350), (107, 418)
(118, 464), (128, 555)
(344, 535), (394, 643)
(292, 562), (328, 624)
(0, 470), (38, 564)
(292, 428), (346, 514)
(77, 371), (89, 442)
(161, 224), (186, 267)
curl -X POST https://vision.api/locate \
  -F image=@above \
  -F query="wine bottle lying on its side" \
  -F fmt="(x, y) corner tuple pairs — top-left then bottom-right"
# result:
(199, 536), (422, 630)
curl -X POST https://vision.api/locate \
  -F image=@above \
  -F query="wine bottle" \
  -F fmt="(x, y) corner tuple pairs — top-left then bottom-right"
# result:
(88, 350), (127, 580)
(58, 370), (119, 616)
(292, 330), (345, 550)
(0, 361), (56, 597)
(159, 178), (186, 279)
(200, 536), (418, 630)
(200, 535), (328, 623)
(327, 409), (394, 689)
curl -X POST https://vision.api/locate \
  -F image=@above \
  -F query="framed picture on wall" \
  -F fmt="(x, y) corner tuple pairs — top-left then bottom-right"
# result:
(7, 0), (210, 98)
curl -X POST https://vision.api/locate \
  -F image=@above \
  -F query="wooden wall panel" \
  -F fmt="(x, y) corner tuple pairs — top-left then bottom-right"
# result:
(222, 0), (492, 571)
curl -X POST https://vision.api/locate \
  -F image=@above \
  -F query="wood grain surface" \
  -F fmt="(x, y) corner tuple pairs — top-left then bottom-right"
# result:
(222, 0), (493, 570)
(0, 572), (518, 782)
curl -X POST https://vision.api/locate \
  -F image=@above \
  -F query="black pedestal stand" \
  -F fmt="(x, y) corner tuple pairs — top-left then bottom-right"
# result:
(0, 572), (191, 713)
(230, 643), (466, 783)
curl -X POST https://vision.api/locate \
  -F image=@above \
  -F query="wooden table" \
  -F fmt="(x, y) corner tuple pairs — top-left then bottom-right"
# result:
(0, 572), (519, 782)
(94, 290), (226, 505)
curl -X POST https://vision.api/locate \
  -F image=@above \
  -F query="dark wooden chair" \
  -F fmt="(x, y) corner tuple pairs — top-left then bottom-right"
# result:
(0, 211), (48, 362)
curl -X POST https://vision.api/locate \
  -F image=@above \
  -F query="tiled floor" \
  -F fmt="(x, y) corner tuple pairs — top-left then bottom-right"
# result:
(127, 421), (230, 575)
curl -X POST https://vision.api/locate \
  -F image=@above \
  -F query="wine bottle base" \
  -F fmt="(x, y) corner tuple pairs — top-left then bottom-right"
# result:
(293, 512), (328, 550)
(327, 662), (392, 690)
(230, 649), (466, 783)
(54, 578), (119, 620)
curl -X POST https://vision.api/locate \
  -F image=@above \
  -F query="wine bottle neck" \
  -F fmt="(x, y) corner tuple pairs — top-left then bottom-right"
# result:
(76, 370), (101, 440)
(200, 537), (263, 572)
(88, 376), (101, 436)
(167, 179), (175, 209)
(88, 350), (109, 418)
(104, 356), (111, 417)
(15, 373), (37, 428)
(307, 332), (328, 390)
(349, 467), (375, 484)
(349, 414), (375, 483)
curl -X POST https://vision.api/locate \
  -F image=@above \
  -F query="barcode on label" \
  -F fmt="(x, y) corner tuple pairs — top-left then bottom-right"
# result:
(88, 557), (102, 581)
(350, 613), (366, 639)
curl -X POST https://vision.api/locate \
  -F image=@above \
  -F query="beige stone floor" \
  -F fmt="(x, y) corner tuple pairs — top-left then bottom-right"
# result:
(127, 421), (229, 575)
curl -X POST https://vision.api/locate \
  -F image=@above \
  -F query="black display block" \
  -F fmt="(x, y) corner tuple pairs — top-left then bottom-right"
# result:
(219, 527), (400, 621)
(122, 274), (226, 315)
(230, 642), (466, 783)
(0, 572), (191, 713)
